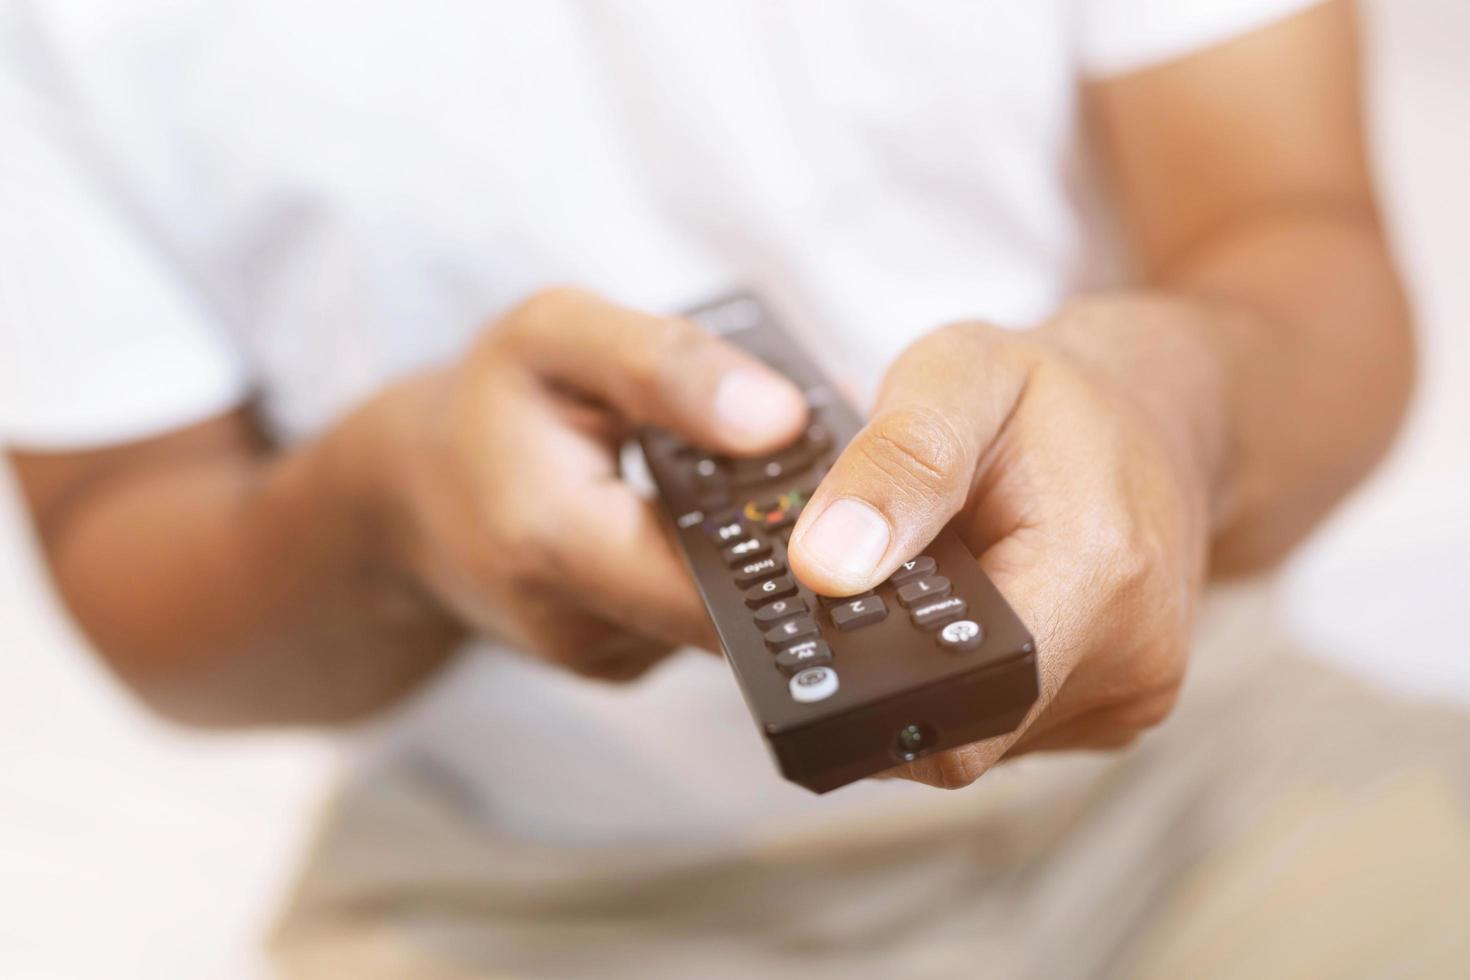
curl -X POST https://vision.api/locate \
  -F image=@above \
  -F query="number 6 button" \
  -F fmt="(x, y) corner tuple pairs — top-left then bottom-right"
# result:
(831, 595), (888, 631)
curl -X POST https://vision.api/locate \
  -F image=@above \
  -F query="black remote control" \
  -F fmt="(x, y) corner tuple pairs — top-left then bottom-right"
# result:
(637, 292), (1038, 793)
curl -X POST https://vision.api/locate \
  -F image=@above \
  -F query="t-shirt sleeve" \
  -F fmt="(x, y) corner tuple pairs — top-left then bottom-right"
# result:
(0, 64), (250, 450)
(1076, 0), (1329, 79)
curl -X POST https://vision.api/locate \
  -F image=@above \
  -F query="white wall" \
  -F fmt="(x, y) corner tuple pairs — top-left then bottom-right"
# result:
(1, 2), (1466, 977)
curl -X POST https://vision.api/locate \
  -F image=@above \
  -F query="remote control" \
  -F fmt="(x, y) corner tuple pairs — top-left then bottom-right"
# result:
(637, 292), (1038, 793)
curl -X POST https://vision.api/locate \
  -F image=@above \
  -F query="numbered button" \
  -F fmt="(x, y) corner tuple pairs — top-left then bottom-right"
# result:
(937, 619), (984, 652)
(763, 615), (820, 650)
(789, 666), (839, 703)
(896, 575), (951, 608)
(754, 597), (808, 628)
(733, 556), (785, 588)
(911, 596), (967, 630)
(744, 575), (797, 608)
(774, 639), (832, 675)
(889, 556), (936, 585)
(831, 595), (888, 631)
(818, 590), (874, 608)
(723, 538), (770, 565)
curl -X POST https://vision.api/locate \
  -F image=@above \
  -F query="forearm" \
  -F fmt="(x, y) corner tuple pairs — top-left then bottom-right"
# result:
(19, 406), (463, 726)
(1050, 210), (1413, 576)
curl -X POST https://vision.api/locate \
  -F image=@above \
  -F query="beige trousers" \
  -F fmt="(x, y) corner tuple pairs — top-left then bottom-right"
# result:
(272, 583), (1470, 979)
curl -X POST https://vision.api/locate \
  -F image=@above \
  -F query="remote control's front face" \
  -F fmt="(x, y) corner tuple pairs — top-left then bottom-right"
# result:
(637, 292), (1038, 793)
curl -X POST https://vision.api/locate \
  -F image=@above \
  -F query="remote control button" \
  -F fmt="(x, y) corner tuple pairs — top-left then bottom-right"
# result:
(754, 597), (808, 627)
(733, 556), (785, 588)
(691, 456), (728, 497)
(896, 575), (951, 608)
(911, 596), (967, 630)
(728, 446), (813, 488)
(764, 615), (820, 650)
(831, 595), (888, 631)
(722, 538), (770, 565)
(742, 487), (809, 530)
(937, 619), (984, 652)
(744, 575), (798, 608)
(889, 556), (936, 585)
(707, 514), (746, 544)
(803, 421), (833, 456)
(789, 666), (839, 703)
(774, 639), (832, 675)
(817, 590), (874, 608)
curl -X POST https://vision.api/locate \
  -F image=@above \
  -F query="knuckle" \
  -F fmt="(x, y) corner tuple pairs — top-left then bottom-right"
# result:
(929, 749), (985, 790)
(903, 747), (987, 789)
(485, 286), (589, 359)
(483, 515), (555, 584)
(1090, 512), (1160, 605)
(515, 285), (587, 329)
(858, 405), (969, 500)
(1095, 730), (1143, 751)
(932, 319), (1007, 355)
(1128, 691), (1179, 730)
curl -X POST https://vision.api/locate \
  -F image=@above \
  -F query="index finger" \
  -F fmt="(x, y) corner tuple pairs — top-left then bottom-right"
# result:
(499, 287), (809, 456)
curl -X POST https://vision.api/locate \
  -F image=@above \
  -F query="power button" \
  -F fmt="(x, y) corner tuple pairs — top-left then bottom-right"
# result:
(789, 666), (839, 703)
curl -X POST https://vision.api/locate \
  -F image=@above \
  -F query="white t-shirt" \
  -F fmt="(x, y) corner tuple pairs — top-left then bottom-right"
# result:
(1, 0), (1321, 847)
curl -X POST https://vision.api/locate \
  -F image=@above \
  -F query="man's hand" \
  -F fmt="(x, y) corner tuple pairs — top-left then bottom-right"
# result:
(357, 286), (808, 680)
(782, 0), (1412, 788)
(787, 299), (1224, 788)
(10, 286), (807, 723)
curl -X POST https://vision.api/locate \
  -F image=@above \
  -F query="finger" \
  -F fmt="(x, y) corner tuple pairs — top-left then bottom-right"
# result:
(543, 481), (721, 653)
(500, 287), (807, 455)
(885, 529), (1086, 788)
(786, 324), (1029, 595)
(518, 607), (676, 682)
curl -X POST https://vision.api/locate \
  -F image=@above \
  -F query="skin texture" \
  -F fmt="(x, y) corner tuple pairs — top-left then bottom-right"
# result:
(11, 290), (805, 724)
(9, 3), (1411, 782)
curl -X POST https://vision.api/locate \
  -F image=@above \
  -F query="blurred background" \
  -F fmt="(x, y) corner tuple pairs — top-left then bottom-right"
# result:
(1, 1), (1465, 977)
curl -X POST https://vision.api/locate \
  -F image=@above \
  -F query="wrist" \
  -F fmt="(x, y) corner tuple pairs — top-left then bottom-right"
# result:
(313, 372), (448, 603)
(1032, 292), (1239, 536)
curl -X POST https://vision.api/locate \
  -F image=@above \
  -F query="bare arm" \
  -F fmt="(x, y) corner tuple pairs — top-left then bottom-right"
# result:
(11, 407), (461, 726)
(9, 290), (806, 726)
(1089, 0), (1412, 573)
(786, 0), (1413, 785)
